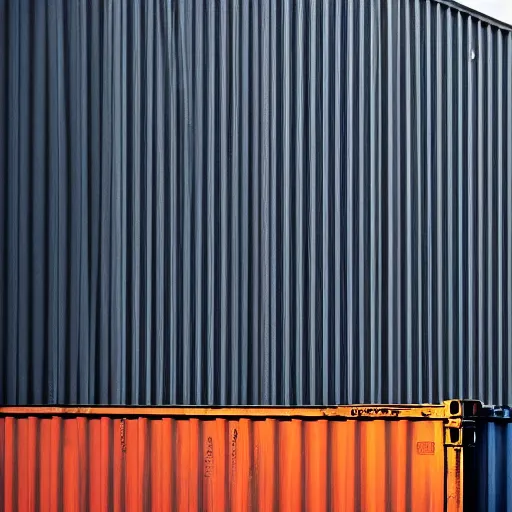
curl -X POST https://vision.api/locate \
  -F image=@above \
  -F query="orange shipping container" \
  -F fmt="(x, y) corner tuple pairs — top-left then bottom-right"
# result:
(0, 402), (478, 512)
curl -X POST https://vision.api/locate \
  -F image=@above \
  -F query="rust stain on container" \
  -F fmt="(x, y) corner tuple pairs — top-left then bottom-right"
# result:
(0, 405), (470, 511)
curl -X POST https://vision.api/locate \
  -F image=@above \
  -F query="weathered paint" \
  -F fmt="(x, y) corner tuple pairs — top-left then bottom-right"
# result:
(0, 404), (474, 512)
(1, 0), (512, 406)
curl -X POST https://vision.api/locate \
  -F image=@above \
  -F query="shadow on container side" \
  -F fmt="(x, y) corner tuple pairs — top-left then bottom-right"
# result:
(0, 401), (479, 512)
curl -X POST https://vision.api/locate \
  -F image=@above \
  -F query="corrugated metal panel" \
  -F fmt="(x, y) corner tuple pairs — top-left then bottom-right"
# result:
(0, 0), (511, 406)
(0, 405), (467, 511)
(475, 408), (512, 511)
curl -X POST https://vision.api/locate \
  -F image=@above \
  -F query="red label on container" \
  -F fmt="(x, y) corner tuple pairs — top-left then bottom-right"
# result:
(417, 441), (435, 455)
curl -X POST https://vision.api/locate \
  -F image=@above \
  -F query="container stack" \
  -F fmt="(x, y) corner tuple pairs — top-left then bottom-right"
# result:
(0, 0), (511, 510)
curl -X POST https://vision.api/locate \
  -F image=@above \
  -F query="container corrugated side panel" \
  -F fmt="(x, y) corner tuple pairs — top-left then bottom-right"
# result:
(0, 407), (451, 511)
(475, 414), (512, 511)
(1, 0), (512, 406)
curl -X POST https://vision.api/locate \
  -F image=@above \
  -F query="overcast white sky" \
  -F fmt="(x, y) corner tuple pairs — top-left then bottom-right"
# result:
(459, 0), (512, 25)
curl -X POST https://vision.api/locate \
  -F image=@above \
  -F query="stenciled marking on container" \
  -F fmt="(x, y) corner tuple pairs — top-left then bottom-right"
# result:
(350, 407), (401, 418)
(231, 428), (238, 476)
(204, 436), (214, 478)
(416, 441), (435, 455)
(120, 419), (127, 453)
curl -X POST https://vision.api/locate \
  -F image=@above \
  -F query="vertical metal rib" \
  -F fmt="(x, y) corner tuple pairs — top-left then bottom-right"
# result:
(230, 0), (240, 405)
(321, 0), (330, 404)
(261, 0), (271, 405)
(308, 0), (317, 404)
(282, 0), (291, 405)
(206, 0), (215, 405)
(357, 0), (365, 404)
(333, 0), (342, 404)
(414, 0), (423, 400)
(507, 33), (512, 404)
(456, 11), (464, 398)
(496, 30), (504, 406)
(467, 18), (475, 398)
(346, 0), (354, 404)
(251, 0), (260, 404)
(446, 7), (454, 399)
(405, 0), (413, 403)
(143, 0), (154, 404)
(435, 4), (443, 400)
(425, 0), (433, 402)
(193, 0), (204, 404)
(486, 26), (494, 403)
(477, 21), (484, 400)
(295, 0), (304, 406)
(219, 0), (228, 406)
(154, 0), (165, 404)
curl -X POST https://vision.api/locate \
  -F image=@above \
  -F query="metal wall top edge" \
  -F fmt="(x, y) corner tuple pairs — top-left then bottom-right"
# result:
(0, 401), (480, 420)
(433, 0), (512, 31)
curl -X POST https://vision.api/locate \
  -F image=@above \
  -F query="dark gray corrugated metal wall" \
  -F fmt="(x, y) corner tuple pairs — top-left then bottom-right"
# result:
(0, 0), (511, 406)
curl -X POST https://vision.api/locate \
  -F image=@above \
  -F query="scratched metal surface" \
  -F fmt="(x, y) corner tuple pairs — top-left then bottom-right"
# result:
(0, 409), (448, 511)
(1, 0), (512, 406)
